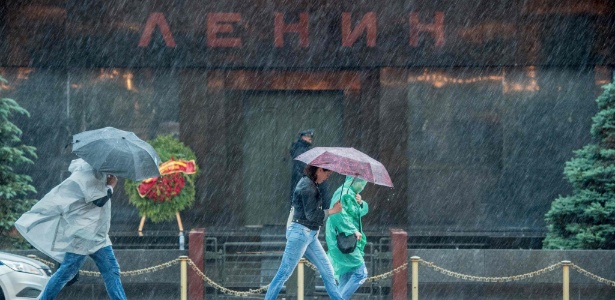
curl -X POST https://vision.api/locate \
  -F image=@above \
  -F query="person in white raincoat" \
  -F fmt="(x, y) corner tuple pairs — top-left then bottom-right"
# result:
(15, 158), (127, 300)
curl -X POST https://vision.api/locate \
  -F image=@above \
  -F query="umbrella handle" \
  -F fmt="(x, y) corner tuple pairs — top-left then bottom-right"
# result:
(338, 176), (362, 233)
(339, 176), (357, 202)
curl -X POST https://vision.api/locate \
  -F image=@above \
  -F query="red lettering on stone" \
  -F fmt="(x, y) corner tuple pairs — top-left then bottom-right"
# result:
(138, 12), (176, 48)
(274, 12), (309, 48)
(341, 12), (377, 47)
(207, 13), (242, 48)
(409, 12), (444, 47)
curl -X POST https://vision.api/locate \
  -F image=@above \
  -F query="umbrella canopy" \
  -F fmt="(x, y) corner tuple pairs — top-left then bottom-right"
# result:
(72, 127), (161, 181)
(294, 147), (393, 187)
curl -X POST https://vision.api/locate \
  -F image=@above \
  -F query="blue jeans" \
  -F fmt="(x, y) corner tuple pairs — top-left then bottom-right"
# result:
(40, 246), (127, 300)
(265, 222), (343, 300)
(338, 263), (368, 299)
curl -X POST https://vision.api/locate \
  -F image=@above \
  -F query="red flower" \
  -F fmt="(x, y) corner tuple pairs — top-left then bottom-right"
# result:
(145, 172), (186, 203)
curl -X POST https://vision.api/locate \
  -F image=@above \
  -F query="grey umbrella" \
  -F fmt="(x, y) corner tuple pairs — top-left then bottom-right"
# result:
(72, 127), (161, 181)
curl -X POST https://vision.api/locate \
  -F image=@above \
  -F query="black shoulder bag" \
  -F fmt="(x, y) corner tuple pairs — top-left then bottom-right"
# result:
(336, 231), (357, 254)
(336, 199), (362, 254)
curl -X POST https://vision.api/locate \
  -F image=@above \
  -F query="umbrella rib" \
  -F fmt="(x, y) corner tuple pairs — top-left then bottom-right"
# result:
(130, 144), (143, 180)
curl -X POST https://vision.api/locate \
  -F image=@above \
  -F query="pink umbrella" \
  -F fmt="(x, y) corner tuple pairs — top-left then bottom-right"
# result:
(294, 147), (393, 187)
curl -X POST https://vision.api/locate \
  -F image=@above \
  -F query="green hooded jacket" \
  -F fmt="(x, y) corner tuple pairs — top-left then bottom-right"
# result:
(325, 176), (369, 279)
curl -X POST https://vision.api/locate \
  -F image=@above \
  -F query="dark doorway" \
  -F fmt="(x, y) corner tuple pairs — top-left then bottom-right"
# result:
(242, 91), (344, 226)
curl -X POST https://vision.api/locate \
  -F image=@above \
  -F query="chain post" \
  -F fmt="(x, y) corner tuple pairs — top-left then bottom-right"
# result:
(390, 229), (408, 300)
(411, 256), (420, 300)
(297, 258), (305, 300)
(562, 260), (570, 300)
(180, 256), (189, 300)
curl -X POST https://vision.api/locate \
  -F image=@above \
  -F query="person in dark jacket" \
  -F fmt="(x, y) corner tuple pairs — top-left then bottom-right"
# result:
(266, 165), (344, 300)
(286, 129), (315, 227)
(289, 129), (314, 204)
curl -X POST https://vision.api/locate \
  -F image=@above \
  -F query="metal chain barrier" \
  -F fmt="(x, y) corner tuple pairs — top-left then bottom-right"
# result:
(30, 254), (615, 297)
(27, 255), (55, 268)
(303, 259), (318, 271)
(418, 259), (563, 282)
(27, 255), (180, 277)
(83, 259), (181, 277)
(303, 259), (408, 282)
(186, 259), (269, 296)
(570, 263), (615, 287)
(184, 256), (408, 295)
(366, 263), (409, 282)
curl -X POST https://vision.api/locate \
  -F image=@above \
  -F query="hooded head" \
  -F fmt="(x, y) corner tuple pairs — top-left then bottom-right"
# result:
(68, 158), (105, 180)
(344, 176), (367, 194)
(68, 158), (94, 173)
(330, 175), (368, 208)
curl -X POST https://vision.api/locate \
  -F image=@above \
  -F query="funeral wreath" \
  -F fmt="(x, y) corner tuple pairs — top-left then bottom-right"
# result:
(124, 135), (198, 222)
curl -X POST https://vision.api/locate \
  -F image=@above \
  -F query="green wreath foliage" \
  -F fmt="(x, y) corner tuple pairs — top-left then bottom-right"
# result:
(124, 135), (198, 222)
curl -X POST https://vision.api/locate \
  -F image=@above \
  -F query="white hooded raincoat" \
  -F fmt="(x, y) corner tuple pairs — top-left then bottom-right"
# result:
(15, 159), (112, 263)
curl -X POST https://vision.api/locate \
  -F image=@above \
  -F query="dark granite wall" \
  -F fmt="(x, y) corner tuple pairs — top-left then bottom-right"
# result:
(0, 0), (612, 237)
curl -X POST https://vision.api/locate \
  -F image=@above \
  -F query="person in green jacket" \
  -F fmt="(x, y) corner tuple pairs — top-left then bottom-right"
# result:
(325, 176), (369, 299)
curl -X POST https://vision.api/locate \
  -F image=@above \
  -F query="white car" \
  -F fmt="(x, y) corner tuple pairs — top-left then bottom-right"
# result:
(0, 252), (51, 300)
